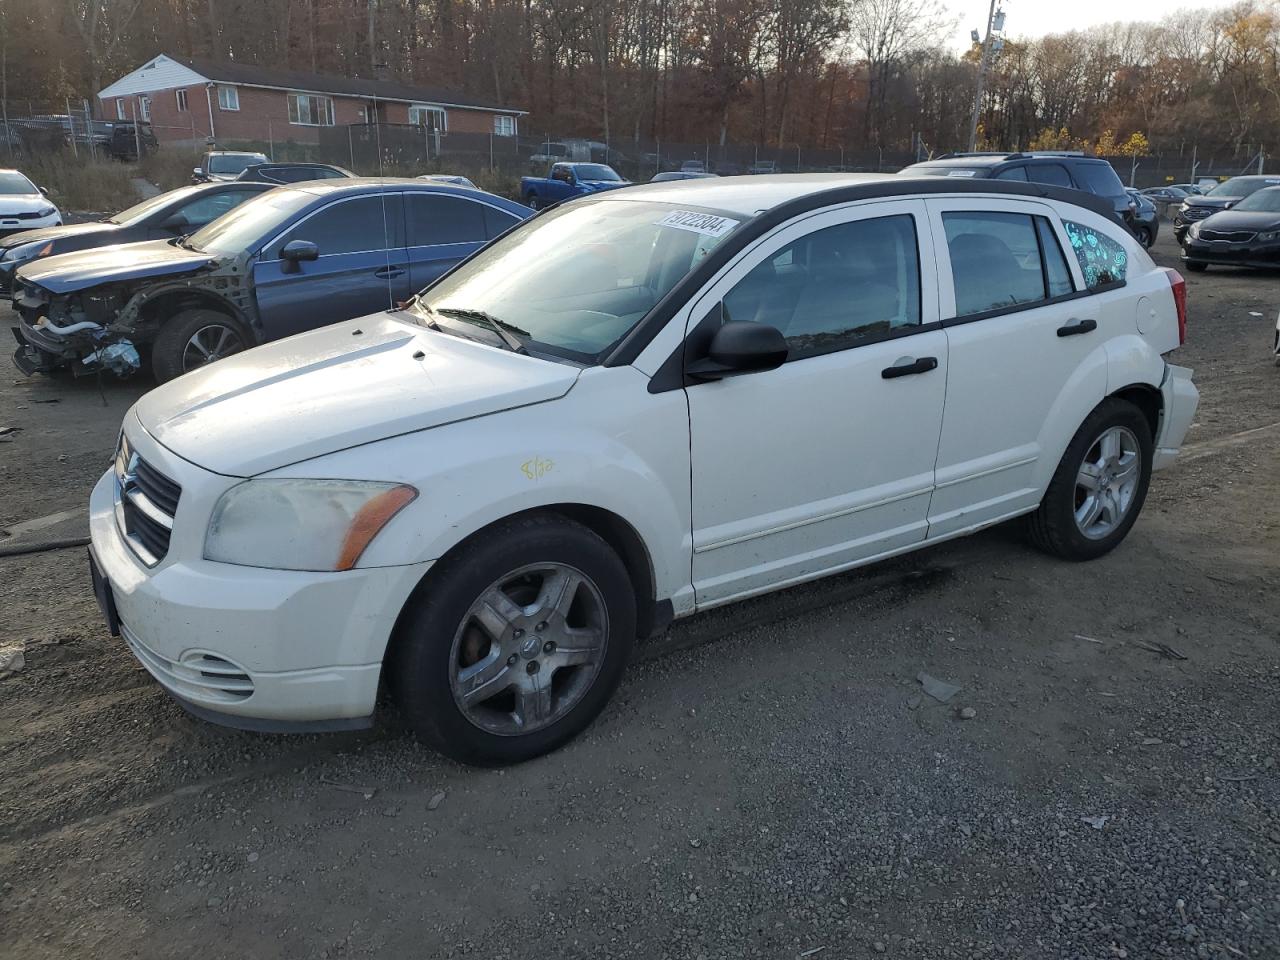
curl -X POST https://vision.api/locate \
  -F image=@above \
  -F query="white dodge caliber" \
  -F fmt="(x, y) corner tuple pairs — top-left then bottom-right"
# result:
(89, 175), (1199, 764)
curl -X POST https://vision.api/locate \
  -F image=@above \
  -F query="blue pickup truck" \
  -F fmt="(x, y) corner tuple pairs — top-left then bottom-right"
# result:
(520, 163), (631, 209)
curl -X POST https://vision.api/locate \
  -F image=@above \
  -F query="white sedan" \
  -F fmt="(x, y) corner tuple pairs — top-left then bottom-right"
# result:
(0, 169), (61, 237)
(88, 174), (1198, 764)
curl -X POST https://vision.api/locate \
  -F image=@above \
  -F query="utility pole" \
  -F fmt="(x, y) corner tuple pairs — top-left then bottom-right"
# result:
(966, 0), (999, 152)
(368, 0), (377, 75)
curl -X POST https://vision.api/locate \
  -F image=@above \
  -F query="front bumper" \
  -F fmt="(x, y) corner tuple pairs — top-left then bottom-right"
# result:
(1181, 239), (1280, 269)
(0, 212), (61, 239)
(88, 424), (432, 728)
(1153, 363), (1199, 471)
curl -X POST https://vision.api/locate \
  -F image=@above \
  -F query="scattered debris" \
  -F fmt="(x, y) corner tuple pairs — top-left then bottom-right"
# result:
(917, 671), (961, 703)
(1074, 634), (1104, 644)
(958, 706), (977, 720)
(1131, 639), (1187, 661)
(30, 397), (60, 404)
(1248, 311), (1263, 317)
(906, 695), (922, 710)
(0, 643), (25, 678)
(319, 776), (376, 800)
(799, 947), (825, 958)
(1220, 774), (1258, 782)
(0, 426), (22, 442)
(1082, 815), (1110, 830)
(427, 790), (446, 811)
(247, 852), (259, 863)
(1141, 737), (1163, 746)
(689, 838), (702, 848)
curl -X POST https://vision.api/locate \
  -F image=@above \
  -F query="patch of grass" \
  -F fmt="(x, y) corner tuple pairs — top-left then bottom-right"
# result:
(137, 147), (204, 192)
(14, 153), (136, 213)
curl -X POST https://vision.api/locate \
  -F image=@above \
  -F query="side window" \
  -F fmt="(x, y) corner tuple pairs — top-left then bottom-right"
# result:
(1073, 163), (1125, 195)
(552, 165), (573, 183)
(943, 211), (1070, 316)
(1026, 164), (1072, 187)
(174, 189), (258, 228)
(482, 205), (520, 240)
(1036, 218), (1075, 297)
(278, 196), (401, 257)
(721, 214), (921, 361)
(1063, 220), (1128, 288)
(406, 194), (486, 246)
(994, 165), (1028, 181)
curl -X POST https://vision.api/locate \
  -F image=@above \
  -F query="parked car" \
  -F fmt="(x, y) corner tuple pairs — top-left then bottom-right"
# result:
(1166, 183), (1205, 195)
(83, 174), (1197, 765)
(11, 179), (529, 381)
(0, 169), (61, 240)
(1181, 184), (1280, 271)
(192, 151), (270, 183)
(0, 181), (271, 294)
(418, 174), (479, 189)
(1126, 188), (1159, 248)
(680, 160), (708, 173)
(748, 160), (778, 175)
(520, 163), (630, 209)
(237, 162), (354, 184)
(1171, 175), (1280, 243)
(900, 153), (1136, 230)
(649, 171), (718, 182)
(107, 122), (159, 161)
(1142, 186), (1190, 204)
(1274, 309), (1280, 366)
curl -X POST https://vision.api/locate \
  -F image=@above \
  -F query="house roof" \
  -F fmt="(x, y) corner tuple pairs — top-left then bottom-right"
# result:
(98, 54), (526, 115)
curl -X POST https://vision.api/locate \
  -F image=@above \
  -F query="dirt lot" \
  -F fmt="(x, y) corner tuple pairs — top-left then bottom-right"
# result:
(1, 233), (1277, 959)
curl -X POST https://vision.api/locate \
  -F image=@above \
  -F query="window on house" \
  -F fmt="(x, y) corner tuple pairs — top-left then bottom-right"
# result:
(409, 105), (447, 132)
(287, 93), (335, 127)
(493, 115), (516, 137)
(139, 96), (151, 121)
(217, 86), (239, 111)
(176, 89), (189, 112)
(115, 99), (126, 120)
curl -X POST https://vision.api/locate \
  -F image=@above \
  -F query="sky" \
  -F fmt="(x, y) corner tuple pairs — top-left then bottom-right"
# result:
(946, 0), (1244, 49)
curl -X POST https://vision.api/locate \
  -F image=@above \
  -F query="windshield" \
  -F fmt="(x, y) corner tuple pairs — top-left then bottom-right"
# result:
(0, 171), (38, 195)
(209, 153), (268, 175)
(107, 186), (199, 225)
(185, 188), (314, 256)
(1208, 178), (1280, 198)
(417, 199), (742, 360)
(574, 164), (622, 182)
(1232, 187), (1280, 213)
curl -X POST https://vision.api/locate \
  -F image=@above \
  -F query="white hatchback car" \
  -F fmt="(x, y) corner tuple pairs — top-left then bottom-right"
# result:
(89, 175), (1198, 764)
(0, 169), (61, 237)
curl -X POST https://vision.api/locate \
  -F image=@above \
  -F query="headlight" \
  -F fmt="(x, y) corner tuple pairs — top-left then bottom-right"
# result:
(36, 205), (56, 218)
(1188, 221), (1201, 239)
(1257, 229), (1280, 243)
(205, 479), (417, 571)
(2, 240), (53, 264)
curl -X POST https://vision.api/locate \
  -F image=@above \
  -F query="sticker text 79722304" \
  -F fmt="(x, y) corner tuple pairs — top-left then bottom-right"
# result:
(656, 210), (740, 238)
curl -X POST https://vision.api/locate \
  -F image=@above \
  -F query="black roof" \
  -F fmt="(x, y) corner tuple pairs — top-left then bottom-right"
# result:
(915, 153), (1108, 168)
(183, 57), (525, 115)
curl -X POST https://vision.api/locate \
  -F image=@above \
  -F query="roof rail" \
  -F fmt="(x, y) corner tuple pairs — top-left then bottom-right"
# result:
(934, 151), (1012, 159)
(1021, 150), (1089, 157)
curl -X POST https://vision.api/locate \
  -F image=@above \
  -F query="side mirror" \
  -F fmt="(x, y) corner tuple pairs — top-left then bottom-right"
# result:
(687, 320), (788, 380)
(280, 239), (319, 273)
(39, 186), (50, 196)
(193, 167), (203, 177)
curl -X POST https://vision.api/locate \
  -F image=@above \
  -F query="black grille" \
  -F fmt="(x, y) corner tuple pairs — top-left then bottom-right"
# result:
(1198, 229), (1257, 243)
(15, 211), (45, 221)
(134, 457), (181, 515)
(1182, 206), (1216, 222)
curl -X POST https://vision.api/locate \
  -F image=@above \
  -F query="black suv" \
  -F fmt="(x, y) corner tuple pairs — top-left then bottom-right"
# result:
(900, 153), (1135, 228)
(1171, 175), (1280, 243)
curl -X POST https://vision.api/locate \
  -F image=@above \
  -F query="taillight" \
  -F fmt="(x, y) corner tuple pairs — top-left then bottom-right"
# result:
(1163, 267), (1187, 344)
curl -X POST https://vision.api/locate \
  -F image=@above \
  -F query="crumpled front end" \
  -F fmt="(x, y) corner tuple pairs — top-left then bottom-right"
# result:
(10, 280), (141, 377)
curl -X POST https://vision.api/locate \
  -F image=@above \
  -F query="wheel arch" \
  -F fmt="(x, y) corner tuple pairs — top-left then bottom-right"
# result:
(382, 503), (667, 673)
(1109, 381), (1162, 440)
(136, 288), (251, 340)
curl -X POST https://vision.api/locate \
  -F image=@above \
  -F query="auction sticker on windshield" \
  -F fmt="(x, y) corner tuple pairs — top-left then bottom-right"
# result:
(656, 210), (740, 238)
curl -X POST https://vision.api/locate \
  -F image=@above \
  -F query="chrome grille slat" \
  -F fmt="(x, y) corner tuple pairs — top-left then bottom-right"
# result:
(114, 435), (181, 566)
(1198, 229), (1257, 243)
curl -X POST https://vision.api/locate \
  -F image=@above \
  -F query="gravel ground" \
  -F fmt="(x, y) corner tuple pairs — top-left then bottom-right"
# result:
(1, 233), (1277, 959)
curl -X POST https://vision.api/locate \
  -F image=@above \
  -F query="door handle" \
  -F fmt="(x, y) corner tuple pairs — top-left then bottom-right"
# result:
(374, 266), (406, 279)
(881, 356), (938, 379)
(1057, 318), (1097, 337)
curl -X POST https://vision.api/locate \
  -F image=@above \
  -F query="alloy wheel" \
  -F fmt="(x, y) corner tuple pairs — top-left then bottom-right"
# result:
(1073, 425), (1142, 540)
(181, 323), (244, 371)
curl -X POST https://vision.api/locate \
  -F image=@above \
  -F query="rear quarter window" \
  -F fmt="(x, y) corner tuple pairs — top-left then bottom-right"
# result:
(1073, 163), (1126, 196)
(1063, 220), (1128, 288)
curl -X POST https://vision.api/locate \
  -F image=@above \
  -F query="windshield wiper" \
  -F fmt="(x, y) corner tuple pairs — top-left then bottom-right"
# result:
(435, 307), (530, 355)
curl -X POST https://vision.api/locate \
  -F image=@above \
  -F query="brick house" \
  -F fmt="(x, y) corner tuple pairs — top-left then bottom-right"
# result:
(97, 54), (526, 147)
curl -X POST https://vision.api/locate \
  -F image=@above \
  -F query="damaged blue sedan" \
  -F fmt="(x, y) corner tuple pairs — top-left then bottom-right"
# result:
(10, 178), (528, 382)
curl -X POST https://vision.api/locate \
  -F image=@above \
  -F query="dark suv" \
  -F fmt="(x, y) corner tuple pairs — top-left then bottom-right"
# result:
(900, 153), (1135, 228)
(1171, 175), (1280, 243)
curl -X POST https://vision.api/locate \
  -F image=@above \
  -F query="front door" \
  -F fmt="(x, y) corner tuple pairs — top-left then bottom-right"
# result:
(253, 192), (411, 341)
(923, 198), (1129, 538)
(685, 200), (948, 606)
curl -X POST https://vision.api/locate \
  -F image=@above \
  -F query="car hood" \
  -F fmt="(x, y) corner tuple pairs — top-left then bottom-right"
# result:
(17, 239), (216, 294)
(1195, 210), (1280, 232)
(1184, 196), (1239, 212)
(0, 194), (51, 216)
(0, 220), (117, 253)
(134, 313), (582, 476)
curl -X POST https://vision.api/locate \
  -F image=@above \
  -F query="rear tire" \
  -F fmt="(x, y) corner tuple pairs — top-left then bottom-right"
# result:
(1027, 398), (1153, 561)
(526, 194), (541, 210)
(1137, 226), (1154, 249)
(1184, 259), (1207, 272)
(151, 308), (250, 383)
(390, 513), (636, 765)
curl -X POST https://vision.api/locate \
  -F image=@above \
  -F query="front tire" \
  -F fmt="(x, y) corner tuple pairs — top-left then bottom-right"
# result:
(526, 194), (542, 210)
(1184, 259), (1208, 272)
(390, 513), (636, 765)
(1137, 226), (1154, 249)
(151, 308), (250, 382)
(1028, 398), (1153, 561)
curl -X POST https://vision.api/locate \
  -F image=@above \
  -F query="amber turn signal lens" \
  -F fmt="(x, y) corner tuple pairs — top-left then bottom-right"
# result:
(335, 485), (417, 571)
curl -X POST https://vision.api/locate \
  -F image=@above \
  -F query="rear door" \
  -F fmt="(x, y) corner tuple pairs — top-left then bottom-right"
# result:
(404, 192), (511, 291)
(252, 192), (409, 340)
(924, 197), (1131, 538)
